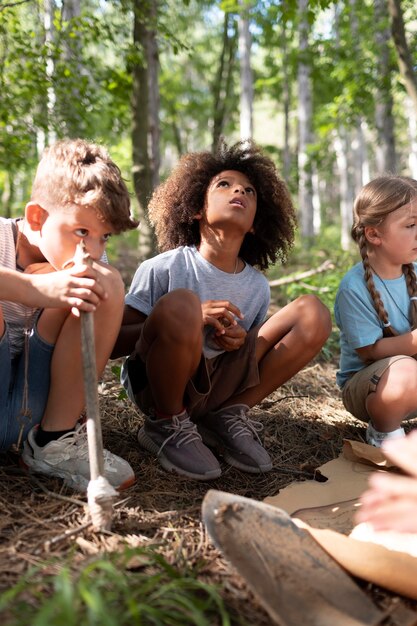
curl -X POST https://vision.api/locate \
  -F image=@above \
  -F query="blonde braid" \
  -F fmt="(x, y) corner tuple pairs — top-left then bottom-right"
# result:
(357, 226), (398, 337)
(403, 263), (417, 331)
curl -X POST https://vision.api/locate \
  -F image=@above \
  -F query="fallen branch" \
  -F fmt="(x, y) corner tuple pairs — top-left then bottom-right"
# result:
(269, 259), (334, 287)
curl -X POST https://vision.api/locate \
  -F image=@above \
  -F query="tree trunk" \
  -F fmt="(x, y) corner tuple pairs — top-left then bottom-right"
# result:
(281, 18), (291, 180)
(1, 171), (14, 218)
(297, 0), (314, 239)
(41, 0), (56, 148)
(212, 12), (237, 152)
(406, 96), (417, 178)
(238, 2), (253, 140)
(374, 0), (396, 173)
(387, 0), (417, 117)
(334, 130), (353, 251)
(131, 0), (154, 260)
(146, 0), (160, 190)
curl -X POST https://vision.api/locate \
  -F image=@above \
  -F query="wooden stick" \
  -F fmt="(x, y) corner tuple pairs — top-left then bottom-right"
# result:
(73, 241), (116, 530)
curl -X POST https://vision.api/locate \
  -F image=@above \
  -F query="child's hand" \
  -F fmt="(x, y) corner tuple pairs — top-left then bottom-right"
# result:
(355, 431), (417, 533)
(28, 262), (107, 315)
(212, 322), (247, 352)
(201, 299), (244, 336)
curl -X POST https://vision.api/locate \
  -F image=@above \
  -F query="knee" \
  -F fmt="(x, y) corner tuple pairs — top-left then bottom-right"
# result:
(294, 295), (332, 345)
(385, 358), (417, 398)
(154, 289), (202, 339)
(98, 265), (125, 309)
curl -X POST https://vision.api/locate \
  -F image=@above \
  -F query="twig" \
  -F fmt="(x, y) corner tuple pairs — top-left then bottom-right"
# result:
(29, 475), (86, 507)
(269, 260), (334, 287)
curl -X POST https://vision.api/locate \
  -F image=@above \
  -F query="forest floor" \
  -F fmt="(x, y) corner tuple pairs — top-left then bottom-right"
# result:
(2, 355), (417, 623)
(1, 255), (417, 624)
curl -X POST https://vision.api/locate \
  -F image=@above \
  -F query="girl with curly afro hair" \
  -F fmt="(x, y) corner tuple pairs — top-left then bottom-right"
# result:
(113, 140), (331, 481)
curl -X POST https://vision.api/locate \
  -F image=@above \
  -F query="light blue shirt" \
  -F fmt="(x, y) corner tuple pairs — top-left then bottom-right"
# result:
(335, 262), (413, 388)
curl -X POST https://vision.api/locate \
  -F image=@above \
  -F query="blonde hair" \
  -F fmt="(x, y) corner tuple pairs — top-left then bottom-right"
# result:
(351, 176), (417, 336)
(31, 139), (138, 233)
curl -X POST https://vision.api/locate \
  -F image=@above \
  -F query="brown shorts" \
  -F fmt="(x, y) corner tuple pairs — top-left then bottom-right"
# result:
(342, 355), (415, 422)
(124, 323), (261, 419)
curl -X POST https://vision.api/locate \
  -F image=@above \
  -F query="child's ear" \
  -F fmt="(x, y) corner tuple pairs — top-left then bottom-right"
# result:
(194, 211), (203, 221)
(364, 226), (381, 245)
(25, 203), (48, 231)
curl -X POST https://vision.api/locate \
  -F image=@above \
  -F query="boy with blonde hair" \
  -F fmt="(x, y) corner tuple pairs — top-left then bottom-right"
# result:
(0, 139), (138, 491)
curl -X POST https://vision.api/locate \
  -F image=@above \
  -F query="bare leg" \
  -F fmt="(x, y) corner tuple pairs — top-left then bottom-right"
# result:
(226, 295), (331, 408)
(38, 265), (125, 431)
(366, 358), (417, 432)
(137, 289), (203, 415)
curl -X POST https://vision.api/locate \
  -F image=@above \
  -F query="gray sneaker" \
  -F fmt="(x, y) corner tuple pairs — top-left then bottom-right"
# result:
(21, 423), (136, 492)
(137, 410), (221, 480)
(197, 404), (272, 473)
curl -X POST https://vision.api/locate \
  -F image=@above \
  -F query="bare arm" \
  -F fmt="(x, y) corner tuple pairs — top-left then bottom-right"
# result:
(111, 304), (147, 359)
(0, 264), (106, 312)
(356, 328), (417, 362)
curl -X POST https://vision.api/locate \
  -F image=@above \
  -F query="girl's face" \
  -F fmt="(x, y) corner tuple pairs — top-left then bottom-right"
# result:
(199, 170), (257, 234)
(370, 200), (417, 266)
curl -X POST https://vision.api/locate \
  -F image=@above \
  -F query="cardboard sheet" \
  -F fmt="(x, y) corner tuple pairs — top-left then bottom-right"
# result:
(264, 440), (417, 600)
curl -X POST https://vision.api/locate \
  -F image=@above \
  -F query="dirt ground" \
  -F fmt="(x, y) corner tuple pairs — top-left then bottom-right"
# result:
(1, 352), (417, 624)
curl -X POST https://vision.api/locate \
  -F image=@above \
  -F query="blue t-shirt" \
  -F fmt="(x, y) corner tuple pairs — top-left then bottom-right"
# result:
(125, 245), (270, 359)
(335, 262), (413, 388)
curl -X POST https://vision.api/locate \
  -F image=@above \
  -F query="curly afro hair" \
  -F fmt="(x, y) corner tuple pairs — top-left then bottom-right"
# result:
(148, 140), (297, 270)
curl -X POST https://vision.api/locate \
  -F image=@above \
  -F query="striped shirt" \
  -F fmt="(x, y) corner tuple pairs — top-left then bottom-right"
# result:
(0, 217), (38, 357)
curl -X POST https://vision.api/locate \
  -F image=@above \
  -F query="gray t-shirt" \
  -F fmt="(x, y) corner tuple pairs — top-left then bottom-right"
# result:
(125, 245), (270, 359)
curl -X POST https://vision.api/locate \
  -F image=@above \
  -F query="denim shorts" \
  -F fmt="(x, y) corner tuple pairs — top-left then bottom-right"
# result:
(0, 320), (54, 451)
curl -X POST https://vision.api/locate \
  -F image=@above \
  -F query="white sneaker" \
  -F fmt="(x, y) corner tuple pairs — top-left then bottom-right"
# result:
(21, 423), (136, 492)
(366, 422), (405, 448)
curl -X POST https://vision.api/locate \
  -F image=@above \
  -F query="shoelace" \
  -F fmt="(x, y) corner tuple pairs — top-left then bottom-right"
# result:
(224, 412), (264, 443)
(58, 422), (115, 466)
(158, 414), (202, 454)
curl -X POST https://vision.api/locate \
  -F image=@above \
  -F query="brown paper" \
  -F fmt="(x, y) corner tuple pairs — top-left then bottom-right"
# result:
(264, 440), (417, 599)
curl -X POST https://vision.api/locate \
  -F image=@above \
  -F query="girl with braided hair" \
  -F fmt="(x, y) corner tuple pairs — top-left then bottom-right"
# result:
(335, 175), (417, 447)
(113, 139), (331, 480)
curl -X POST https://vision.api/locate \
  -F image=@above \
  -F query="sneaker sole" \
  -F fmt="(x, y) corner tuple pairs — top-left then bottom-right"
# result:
(19, 455), (136, 493)
(137, 427), (221, 481)
(198, 427), (272, 473)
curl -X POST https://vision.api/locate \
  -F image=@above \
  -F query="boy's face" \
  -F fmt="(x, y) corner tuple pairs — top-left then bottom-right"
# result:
(26, 203), (113, 269)
(200, 170), (257, 235)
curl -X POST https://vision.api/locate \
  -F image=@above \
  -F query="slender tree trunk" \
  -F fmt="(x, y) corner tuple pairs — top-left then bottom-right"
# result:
(334, 131), (353, 251)
(406, 96), (417, 178)
(387, 0), (417, 117)
(281, 18), (291, 180)
(212, 12), (237, 152)
(1, 172), (14, 218)
(238, 2), (253, 140)
(374, 0), (396, 173)
(132, 0), (154, 259)
(40, 0), (56, 149)
(146, 0), (160, 190)
(297, 0), (314, 238)
(61, 0), (83, 137)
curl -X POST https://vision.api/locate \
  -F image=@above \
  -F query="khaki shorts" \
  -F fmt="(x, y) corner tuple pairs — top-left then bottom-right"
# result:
(342, 355), (415, 422)
(124, 324), (261, 420)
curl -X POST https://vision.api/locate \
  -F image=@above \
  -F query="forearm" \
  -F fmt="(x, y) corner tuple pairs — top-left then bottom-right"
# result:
(357, 330), (417, 361)
(111, 323), (144, 359)
(0, 268), (39, 306)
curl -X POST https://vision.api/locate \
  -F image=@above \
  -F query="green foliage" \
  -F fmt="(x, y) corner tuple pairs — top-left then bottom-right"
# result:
(0, 546), (232, 626)
(268, 228), (359, 361)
